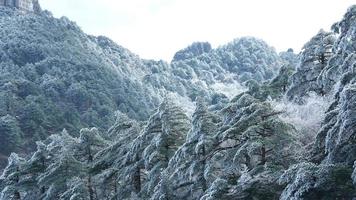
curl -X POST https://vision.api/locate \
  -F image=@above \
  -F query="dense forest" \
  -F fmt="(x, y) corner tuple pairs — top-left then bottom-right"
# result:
(0, 4), (355, 200)
(0, 6), (288, 166)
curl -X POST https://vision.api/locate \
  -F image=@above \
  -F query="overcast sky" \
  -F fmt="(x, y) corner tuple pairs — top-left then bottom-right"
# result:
(41, 0), (354, 61)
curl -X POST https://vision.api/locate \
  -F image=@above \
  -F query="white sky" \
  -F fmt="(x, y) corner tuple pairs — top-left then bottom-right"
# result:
(40, 0), (354, 61)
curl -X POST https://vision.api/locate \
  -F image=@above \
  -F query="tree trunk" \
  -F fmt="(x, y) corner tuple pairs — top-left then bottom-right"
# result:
(113, 179), (117, 199)
(41, 186), (46, 195)
(201, 145), (207, 192)
(245, 153), (251, 169)
(87, 146), (94, 200)
(261, 145), (267, 165)
(133, 166), (142, 193)
(88, 175), (94, 200)
(14, 167), (21, 200)
(14, 191), (21, 200)
(41, 158), (46, 194)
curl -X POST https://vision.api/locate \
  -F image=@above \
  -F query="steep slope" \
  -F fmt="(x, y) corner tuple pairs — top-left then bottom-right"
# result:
(0, 3), (355, 198)
(0, 7), (160, 162)
(287, 30), (336, 102)
(280, 5), (356, 199)
(0, 6), (285, 167)
(312, 5), (356, 166)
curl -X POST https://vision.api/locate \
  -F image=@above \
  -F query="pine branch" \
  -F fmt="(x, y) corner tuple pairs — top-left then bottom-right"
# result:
(261, 111), (285, 120)
(173, 181), (195, 190)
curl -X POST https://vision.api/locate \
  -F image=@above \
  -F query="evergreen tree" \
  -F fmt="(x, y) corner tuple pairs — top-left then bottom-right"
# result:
(0, 5), (355, 200)
(18, 142), (49, 198)
(37, 130), (84, 200)
(267, 65), (295, 98)
(38, 151), (84, 200)
(77, 128), (107, 200)
(0, 153), (24, 200)
(126, 97), (190, 198)
(60, 178), (90, 200)
(92, 112), (141, 199)
(0, 115), (22, 156)
(155, 99), (219, 199)
(202, 94), (300, 199)
(279, 163), (356, 199)
(287, 30), (336, 102)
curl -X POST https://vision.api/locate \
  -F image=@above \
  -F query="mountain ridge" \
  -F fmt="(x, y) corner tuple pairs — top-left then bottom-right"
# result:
(0, 4), (355, 200)
(0, 5), (287, 166)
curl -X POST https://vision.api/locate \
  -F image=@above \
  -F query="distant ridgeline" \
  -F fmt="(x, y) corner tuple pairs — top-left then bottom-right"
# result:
(0, 0), (41, 13)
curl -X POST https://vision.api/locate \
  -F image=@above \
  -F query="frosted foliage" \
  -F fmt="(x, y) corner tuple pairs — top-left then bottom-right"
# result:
(154, 100), (218, 199)
(278, 6), (356, 199)
(60, 178), (90, 200)
(318, 6), (356, 92)
(0, 153), (24, 200)
(280, 162), (355, 200)
(305, 5), (356, 165)
(1, 4), (356, 200)
(279, 162), (318, 200)
(211, 81), (246, 99)
(106, 111), (139, 140)
(287, 30), (336, 102)
(198, 94), (301, 199)
(0, 7), (283, 162)
(271, 93), (329, 143)
(131, 98), (191, 197)
(37, 151), (83, 187)
(173, 42), (212, 61)
(200, 179), (229, 200)
(337, 86), (356, 144)
(84, 112), (140, 199)
(325, 83), (356, 163)
(167, 92), (196, 117)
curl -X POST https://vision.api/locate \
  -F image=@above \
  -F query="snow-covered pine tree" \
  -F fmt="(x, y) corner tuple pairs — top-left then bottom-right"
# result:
(92, 112), (141, 199)
(281, 5), (356, 199)
(266, 65), (295, 99)
(202, 94), (300, 199)
(0, 115), (22, 157)
(36, 130), (84, 200)
(76, 128), (107, 200)
(59, 177), (90, 200)
(279, 163), (355, 199)
(0, 153), (24, 200)
(38, 151), (84, 200)
(287, 30), (336, 102)
(17, 141), (49, 199)
(153, 98), (219, 199)
(128, 97), (190, 198)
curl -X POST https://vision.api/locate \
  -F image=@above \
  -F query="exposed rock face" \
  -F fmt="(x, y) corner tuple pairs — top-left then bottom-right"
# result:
(0, 0), (41, 13)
